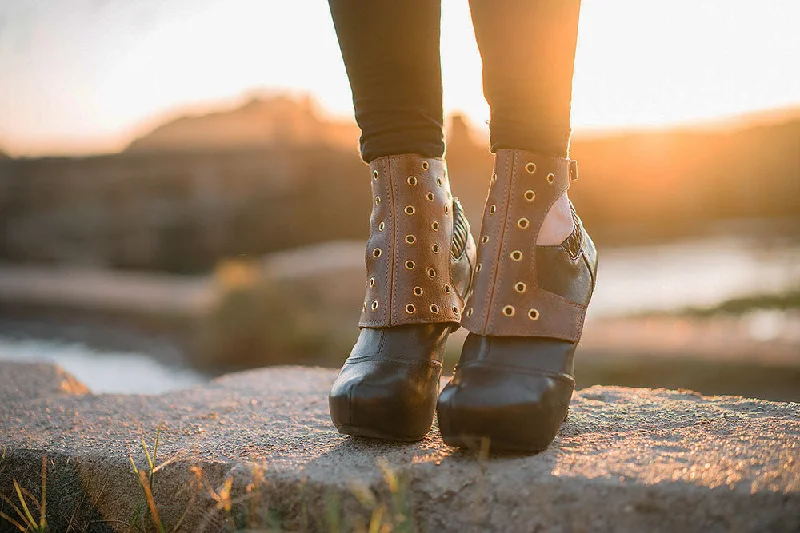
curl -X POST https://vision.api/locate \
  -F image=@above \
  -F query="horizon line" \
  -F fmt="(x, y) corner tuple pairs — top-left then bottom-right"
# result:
(2, 93), (799, 160)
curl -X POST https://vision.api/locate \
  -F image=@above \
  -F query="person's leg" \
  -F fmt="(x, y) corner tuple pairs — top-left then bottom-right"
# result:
(438, 0), (597, 453)
(327, 0), (476, 441)
(327, 0), (445, 163)
(470, 0), (582, 246)
(470, 0), (580, 159)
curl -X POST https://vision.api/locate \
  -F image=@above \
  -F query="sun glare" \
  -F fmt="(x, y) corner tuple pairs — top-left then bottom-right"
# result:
(0, 0), (798, 156)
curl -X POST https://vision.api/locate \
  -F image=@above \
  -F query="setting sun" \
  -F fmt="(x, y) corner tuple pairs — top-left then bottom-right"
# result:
(1, 0), (799, 156)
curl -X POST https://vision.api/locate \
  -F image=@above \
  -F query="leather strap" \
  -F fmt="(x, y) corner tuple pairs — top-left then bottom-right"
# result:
(359, 154), (463, 328)
(461, 149), (587, 341)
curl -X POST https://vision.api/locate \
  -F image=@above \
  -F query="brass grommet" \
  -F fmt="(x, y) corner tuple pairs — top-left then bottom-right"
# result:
(517, 217), (529, 229)
(432, 243), (440, 254)
(431, 221), (440, 231)
(407, 176), (418, 186)
(502, 305), (515, 317)
(422, 161), (430, 170)
(528, 308), (540, 320)
(362, 302), (367, 312)
(369, 277), (375, 287)
(465, 307), (473, 317)
(426, 192), (435, 202)
(378, 221), (385, 232)
(413, 286), (423, 296)
(444, 284), (451, 294)
(430, 304), (439, 314)
(406, 234), (416, 244)
(514, 281), (527, 293)
(427, 267), (436, 278)
(372, 169), (379, 180)
(525, 162), (536, 174)
(475, 263), (482, 272)
(405, 260), (415, 270)
(371, 300), (379, 310)
(546, 173), (555, 185)
(481, 235), (489, 244)
(444, 204), (449, 214)
(374, 196), (381, 205)
(524, 190), (536, 202)
(510, 250), (523, 261)
(406, 303), (416, 314)
(436, 178), (443, 187)
(373, 248), (382, 258)
(452, 306), (459, 314)
(489, 205), (496, 215)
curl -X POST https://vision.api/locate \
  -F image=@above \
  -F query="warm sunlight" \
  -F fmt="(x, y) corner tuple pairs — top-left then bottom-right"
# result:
(1, 3), (799, 519)
(1, 0), (799, 155)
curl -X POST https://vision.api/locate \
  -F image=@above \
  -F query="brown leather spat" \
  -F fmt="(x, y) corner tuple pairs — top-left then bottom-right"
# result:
(462, 149), (585, 341)
(359, 154), (463, 328)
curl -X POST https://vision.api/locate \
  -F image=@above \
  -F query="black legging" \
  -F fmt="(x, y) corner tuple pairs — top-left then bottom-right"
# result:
(328, 0), (582, 163)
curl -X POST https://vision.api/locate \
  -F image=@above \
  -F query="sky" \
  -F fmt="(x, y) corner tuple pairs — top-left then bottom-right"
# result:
(1, 0), (799, 156)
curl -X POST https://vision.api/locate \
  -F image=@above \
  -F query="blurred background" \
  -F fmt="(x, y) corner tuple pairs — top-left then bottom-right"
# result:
(0, 0), (798, 399)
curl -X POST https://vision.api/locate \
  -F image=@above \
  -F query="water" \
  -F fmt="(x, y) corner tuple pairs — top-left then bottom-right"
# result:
(0, 337), (206, 394)
(1, 234), (798, 394)
(590, 234), (800, 317)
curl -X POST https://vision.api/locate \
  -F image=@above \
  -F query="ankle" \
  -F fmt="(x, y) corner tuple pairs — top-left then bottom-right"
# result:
(537, 192), (574, 245)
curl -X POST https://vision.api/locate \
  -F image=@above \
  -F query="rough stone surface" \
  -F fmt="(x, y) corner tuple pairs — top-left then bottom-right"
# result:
(0, 362), (798, 532)
(0, 361), (89, 403)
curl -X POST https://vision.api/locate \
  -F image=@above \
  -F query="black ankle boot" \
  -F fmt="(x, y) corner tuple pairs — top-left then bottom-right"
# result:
(329, 154), (476, 441)
(438, 149), (597, 453)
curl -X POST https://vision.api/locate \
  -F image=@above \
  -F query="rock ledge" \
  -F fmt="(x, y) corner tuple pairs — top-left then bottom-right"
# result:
(0, 362), (797, 532)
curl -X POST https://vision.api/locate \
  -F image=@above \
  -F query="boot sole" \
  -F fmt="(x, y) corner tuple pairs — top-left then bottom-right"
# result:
(440, 433), (548, 454)
(438, 408), (570, 454)
(335, 424), (428, 442)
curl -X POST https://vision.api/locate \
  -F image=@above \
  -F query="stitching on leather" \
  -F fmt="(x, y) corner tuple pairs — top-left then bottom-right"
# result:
(344, 355), (442, 368)
(388, 156), (397, 326)
(485, 151), (514, 332)
(371, 156), (463, 327)
(502, 154), (574, 337)
(460, 151), (588, 340)
(360, 158), (388, 327)
(397, 315), (459, 325)
(502, 286), (586, 339)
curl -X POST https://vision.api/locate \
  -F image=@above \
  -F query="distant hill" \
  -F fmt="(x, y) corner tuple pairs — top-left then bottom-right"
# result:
(0, 149), (10, 160)
(2, 97), (797, 273)
(127, 95), (360, 153)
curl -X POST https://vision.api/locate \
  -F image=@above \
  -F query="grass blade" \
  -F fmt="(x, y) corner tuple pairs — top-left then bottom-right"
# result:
(12, 480), (36, 528)
(141, 432), (154, 474)
(137, 470), (165, 533)
(129, 454), (140, 476)
(368, 506), (384, 533)
(0, 509), (27, 532)
(40, 457), (47, 530)
(152, 422), (162, 467)
(0, 492), (27, 526)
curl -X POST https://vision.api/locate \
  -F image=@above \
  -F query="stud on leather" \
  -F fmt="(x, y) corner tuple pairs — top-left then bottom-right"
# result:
(330, 154), (477, 441)
(438, 149), (597, 453)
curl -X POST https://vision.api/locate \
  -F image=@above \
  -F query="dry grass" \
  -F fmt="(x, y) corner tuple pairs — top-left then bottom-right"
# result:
(0, 456), (48, 532)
